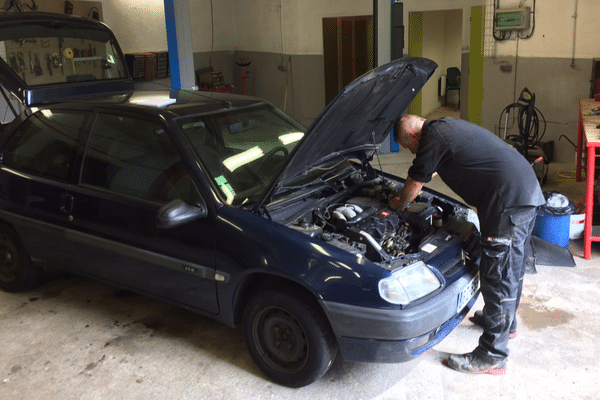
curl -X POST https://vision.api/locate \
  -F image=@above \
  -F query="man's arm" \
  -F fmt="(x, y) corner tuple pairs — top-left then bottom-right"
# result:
(388, 176), (425, 211)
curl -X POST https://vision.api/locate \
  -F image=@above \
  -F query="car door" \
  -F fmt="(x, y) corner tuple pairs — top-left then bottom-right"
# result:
(0, 109), (91, 268)
(66, 111), (219, 314)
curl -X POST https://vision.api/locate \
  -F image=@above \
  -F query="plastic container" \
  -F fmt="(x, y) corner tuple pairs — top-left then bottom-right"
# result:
(533, 191), (576, 248)
(569, 213), (585, 240)
(534, 210), (570, 247)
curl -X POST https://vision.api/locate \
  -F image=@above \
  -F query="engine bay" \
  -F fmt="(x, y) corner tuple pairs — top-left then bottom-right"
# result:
(286, 173), (464, 264)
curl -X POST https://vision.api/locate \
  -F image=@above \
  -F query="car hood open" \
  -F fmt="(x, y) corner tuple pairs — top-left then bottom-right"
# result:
(254, 57), (437, 211)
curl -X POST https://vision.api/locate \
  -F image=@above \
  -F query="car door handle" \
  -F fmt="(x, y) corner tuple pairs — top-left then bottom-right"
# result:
(60, 193), (74, 213)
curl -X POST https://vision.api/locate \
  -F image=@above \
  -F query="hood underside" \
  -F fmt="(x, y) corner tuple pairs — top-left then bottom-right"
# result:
(255, 58), (437, 211)
(278, 58), (437, 186)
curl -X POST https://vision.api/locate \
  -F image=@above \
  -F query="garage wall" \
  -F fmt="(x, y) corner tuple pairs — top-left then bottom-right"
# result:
(100, 0), (167, 53)
(5, 0), (598, 161)
(480, 0), (600, 163)
(100, 0), (375, 127)
(231, 0), (373, 126)
(402, 0), (600, 163)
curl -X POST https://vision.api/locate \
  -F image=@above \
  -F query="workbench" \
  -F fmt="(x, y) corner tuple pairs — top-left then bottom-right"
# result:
(576, 98), (600, 259)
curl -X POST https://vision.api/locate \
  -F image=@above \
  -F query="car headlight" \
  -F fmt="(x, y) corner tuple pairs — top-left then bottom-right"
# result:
(378, 261), (441, 305)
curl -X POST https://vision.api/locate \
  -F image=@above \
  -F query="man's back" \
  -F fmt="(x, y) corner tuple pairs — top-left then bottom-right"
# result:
(408, 118), (545, 220)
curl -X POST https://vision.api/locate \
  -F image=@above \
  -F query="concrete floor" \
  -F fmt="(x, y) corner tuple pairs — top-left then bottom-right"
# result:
(2, 114), (600, 399)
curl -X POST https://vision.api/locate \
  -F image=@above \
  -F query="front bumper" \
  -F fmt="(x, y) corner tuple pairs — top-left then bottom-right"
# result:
(320, 266), (479, 363)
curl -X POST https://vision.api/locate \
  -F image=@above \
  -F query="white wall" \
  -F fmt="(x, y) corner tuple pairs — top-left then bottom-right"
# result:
(189, 0), (236, 53)
(102, 0), (168, 53)
(400, 0), (600, 60)
(98, 0), (600, 62)
(487, 0), (600, 59)
(101, 0), (374, 55)
(101, 0), (237, 54)
(234, 0), (373, 55)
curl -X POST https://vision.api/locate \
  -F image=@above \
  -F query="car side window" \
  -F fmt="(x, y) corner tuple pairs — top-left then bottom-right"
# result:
(81, 113), (199, 204)
(3, 110), (89, 182)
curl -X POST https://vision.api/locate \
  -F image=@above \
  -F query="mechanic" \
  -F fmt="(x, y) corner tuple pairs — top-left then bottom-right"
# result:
(388, 115), (545, 375)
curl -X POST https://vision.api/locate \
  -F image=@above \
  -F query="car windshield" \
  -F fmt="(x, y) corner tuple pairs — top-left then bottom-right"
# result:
(176, 105), (306, 206)
(0, 22), (128, 86)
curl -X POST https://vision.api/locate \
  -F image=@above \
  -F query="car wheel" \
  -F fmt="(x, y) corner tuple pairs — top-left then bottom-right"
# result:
(243, 289), (337, 387)
(0, 227), (42, 292)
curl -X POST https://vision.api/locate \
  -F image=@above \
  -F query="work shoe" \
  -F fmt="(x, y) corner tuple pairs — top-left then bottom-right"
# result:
(445, 352), (507, 375)
(469, 310), (517, 339)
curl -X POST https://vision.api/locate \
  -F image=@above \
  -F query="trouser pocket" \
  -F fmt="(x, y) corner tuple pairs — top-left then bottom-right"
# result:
(480, 237), (510, 280)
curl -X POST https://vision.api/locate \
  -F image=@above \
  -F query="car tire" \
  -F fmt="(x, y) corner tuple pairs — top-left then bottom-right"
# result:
(243, 288), (337, 387)
(0, 226), (42, 292)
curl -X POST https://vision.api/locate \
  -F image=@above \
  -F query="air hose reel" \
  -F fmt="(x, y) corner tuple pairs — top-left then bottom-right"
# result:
(499, 87), (548, 183)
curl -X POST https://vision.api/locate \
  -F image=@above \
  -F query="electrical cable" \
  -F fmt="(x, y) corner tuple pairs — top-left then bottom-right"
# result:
(518, 0), (535, 39)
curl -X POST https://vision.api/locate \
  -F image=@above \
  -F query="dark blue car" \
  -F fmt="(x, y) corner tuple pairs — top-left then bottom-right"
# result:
(0, 13), (482, 387)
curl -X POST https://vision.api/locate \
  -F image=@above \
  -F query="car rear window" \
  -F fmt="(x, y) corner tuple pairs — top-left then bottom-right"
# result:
(0, 21), (128, 86)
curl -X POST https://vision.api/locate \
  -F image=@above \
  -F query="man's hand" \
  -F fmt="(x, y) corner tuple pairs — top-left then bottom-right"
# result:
(388, 176), (425, 211)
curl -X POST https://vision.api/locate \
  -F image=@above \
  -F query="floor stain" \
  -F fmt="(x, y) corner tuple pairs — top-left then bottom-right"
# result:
(82, 355), (106, 374)
(519, 295), (575, 331)
(104, 335), (139, 354)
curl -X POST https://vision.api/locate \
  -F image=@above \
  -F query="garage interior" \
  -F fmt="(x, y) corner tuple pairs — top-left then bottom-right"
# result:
(1, 0), (600, 399)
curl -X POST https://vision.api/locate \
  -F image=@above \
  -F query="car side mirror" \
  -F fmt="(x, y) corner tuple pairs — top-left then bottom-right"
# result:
(156, 199), (207, 229)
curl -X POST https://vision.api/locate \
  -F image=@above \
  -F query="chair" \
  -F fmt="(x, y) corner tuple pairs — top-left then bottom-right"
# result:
(445, 67), (461, 110)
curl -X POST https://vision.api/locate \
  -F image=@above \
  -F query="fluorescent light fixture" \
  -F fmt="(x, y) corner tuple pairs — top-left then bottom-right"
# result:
(279, 132), (304, 145)
(223, 146), (264, 172)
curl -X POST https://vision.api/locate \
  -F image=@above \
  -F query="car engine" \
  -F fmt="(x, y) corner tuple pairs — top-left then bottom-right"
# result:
(288, 176), (459, 264)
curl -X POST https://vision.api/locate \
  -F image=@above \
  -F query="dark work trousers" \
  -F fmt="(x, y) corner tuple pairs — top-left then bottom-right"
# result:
(475, 206), (537, 361)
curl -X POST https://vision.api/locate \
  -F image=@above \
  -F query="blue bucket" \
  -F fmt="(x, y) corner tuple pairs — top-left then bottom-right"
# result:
(533, 209), (570, 248)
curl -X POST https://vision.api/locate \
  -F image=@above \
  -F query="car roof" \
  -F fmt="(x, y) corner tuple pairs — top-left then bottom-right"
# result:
(39, 90), (268, 119)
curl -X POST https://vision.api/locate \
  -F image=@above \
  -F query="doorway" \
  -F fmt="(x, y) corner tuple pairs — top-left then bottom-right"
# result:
(407, 9), (463, 119)
(323, 16), (374, 106)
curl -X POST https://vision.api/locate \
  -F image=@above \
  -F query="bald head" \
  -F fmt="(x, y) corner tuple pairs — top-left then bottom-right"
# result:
(394, 114), (426, 154)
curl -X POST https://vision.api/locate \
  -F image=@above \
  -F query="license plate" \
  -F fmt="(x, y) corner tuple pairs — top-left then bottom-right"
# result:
(457, 271), (480, 312)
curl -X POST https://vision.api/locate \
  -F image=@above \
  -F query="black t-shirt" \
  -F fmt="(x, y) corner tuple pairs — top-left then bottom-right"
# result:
(408, 118), (545, 221)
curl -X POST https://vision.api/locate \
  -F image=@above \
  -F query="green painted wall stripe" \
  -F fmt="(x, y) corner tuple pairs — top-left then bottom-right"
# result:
(408, 12), (423, 116)
(468, 6), (485, 126)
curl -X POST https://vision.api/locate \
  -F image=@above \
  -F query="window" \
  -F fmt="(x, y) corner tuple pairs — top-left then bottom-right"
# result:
(176, 105), (305, 206)
(3, 110), (89, 182)
(0, 23), (128, 86)
(81, 114), (198, 204)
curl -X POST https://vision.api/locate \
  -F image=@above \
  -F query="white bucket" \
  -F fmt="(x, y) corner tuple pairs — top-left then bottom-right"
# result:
(569, 214), (586, 240)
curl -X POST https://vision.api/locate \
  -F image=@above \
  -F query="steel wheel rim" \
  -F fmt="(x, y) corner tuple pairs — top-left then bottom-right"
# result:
(0, 234), (19, 283)
(252, 306), (309, 374)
